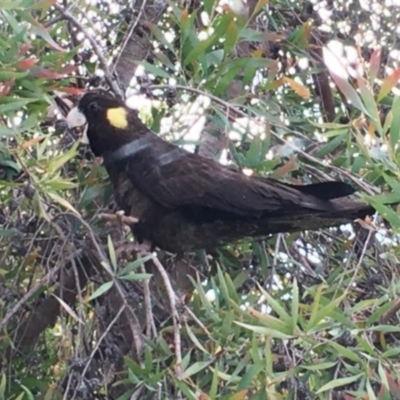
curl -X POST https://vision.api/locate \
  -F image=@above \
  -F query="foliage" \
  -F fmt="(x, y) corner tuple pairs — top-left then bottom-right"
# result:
(2, 0), (400, 399)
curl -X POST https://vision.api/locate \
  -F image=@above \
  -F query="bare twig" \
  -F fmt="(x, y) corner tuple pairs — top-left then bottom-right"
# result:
(380, 298), (400, 325)
(54, 4), (123, 98)
(184, 306), (212, 338)
(140, 263), (157, 338)
(151, 256), (183, 377)
(65, 212), (144, 361)
(0, 265), (61, 333)
(98, 212), (139, 226)
(112, 0), (147, 73)
(79, 305), (126, 379)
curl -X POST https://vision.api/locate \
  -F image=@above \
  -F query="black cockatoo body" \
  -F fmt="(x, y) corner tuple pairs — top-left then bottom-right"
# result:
(66, 91), (374, 252)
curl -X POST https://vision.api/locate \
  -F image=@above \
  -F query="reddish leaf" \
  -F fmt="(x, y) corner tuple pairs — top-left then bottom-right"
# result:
(230, 390), (249, 400)
(29, 66), (63, 79)
(369, 48), (381, 82)
(21, 12), (66, 52)
(59, 64), (77, 75)
(283, 76), (310, 99)
(270, 77), (285, 89)
(378, 68), (400, 102)
(21, 136), (45, 149)
(180, 8), (189, 23)
(57, 87), (85, 95)
(18, 43), (31, 56)
(0, 80), (14, 98)
(16, 57), (38, 70)
(323, 46), (367, 113)
(271, 156), (298, 179)
(28, 0), (56, 10)
(383, 371), (400, 397)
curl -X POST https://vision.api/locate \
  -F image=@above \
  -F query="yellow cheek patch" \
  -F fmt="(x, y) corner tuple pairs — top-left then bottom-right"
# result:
(106, 107), (128, 129)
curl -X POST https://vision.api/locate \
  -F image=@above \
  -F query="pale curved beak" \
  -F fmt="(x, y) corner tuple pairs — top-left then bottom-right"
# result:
(66, 107), (89, 144)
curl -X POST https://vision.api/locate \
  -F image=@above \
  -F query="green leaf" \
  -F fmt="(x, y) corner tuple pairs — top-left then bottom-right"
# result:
(0, 0), (23, 9)
(107, 235), (117, 270)
(0, 229), (18, 237)
(118, 254), (154, 276)
(32, 191), (50, 221)
(45, 178), (77, 191)
(140, 61), (171, 79)
(47, 191), (79, 215)
(46, 142), (79, 172)
(366, 296), (390, 326)
(245, 135), (262, 168)
(303, 361), (338, 371)
(185, 322), (210, 354)
(88, 281), (113, 301)
(234, 322), (294, 339)
(256, 283), (292, 325)
(370, 325), (400, 333)
(243, 307), (292, 333)
(0, 374), (6, 397)
(382, 347), (400, 358)
(329, 342), (363, 364)
(237, 364), (262, 390)
(357, 74), (381, 134)
(172, 378), (197, 400)
(365, 196), (400, 229)
(184, 360), (213, 378)
(316, 373), (364, 393)
(222, 19), (239, 55)
(0, 124), (15, 136)
(306, 284), (323, 331)
(307, 295), (344, 331)
(217, 265), (231, 308)
(0, 98), (37, 113)
(184, 33), (218, 67)
(17, 10), (66, 52)
(203, 0), (215, 15)
(0, 69), (29, 80)
(119, 273), (152, 281)
(19, 384), (35, 400)
(291, 278), (299, 331)
(314, 133), (347, 159)
(390, 96), (400, 149)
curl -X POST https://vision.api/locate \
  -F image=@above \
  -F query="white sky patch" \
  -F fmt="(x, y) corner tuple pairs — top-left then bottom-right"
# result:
(109, 3), (120, 14)
(200, 11), (210, 26)
(219, 148), (230, 165)
(298, 57), (309, 70)
(242, 168), (253, 176)
(164, 30), (175, 43)
(323, 41), (350, 80)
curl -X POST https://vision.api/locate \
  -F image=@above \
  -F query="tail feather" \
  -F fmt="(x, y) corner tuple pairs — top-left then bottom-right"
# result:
(290, 181), (356, 200)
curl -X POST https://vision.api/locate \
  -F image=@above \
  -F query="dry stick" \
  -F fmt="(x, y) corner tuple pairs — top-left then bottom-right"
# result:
(98, 211), (156, 337)
(184, 306), (212, 338)
(148, 84), (379, 196)
(79, 305), (126, 380)
(0, 265), (62, 332)
(343, 229), (374, 299)
(112, 0), (147, 74)
(380, 298), (400, 325)
(98, 212), (139, 226)
(66, 212), (144, 362)
(139, 263), (158, 338)
(54, 4), (123, 99)
(151, 256), (183, 377)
